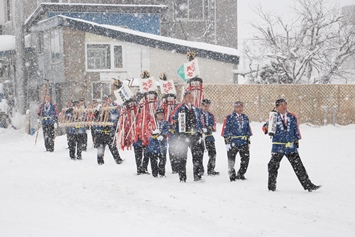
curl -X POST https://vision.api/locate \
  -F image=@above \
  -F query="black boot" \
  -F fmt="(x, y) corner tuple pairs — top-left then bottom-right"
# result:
(236, 173), (246, 180)
(229, 169), (236, 181)
(208, 170), (220, 176)
(307, 184), (321, 192)
(268, 186), (276, 191)
(97, 157), (104, 165)
(115, 158), (123, 165)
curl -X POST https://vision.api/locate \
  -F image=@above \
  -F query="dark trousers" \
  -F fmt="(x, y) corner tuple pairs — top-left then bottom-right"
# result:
(96, 133), (122, 163)
(134, 145), (149, 173)
(176, 134), (204, 181)
(150, 152), (167, 177)
(91, 127), (96, 143)
(68, 133), (85, 159)
(82, 131), (88, 151)
(42, 124), (55, 152)
(227, 145), (250, 178)
(205, 140), (217, 173)
(168, 140), (179, 173)
(268, 152), (312, 190)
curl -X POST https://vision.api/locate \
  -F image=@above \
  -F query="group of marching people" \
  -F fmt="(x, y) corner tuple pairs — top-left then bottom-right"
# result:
(65, 95), (124, 165)
(124, 88), (251, 183)
(37, 94), (124, 165)
(37, 85), (321, 192)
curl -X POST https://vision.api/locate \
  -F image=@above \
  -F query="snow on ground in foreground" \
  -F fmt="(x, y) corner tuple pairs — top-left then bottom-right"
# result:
(0, 123), (354, 237)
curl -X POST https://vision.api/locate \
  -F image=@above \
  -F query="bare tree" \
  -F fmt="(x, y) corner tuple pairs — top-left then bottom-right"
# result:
(244, 0), (355, 84)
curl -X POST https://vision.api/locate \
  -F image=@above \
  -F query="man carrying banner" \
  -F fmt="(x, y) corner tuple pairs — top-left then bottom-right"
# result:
(133, 92), (150, 175)
(158, 73), (179, 174)
(171, 91), (204, 182)
(263, 98), (321, 192)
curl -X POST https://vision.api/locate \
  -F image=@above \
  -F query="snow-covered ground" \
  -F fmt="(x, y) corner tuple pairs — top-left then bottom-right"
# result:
(1, 122), (354, 237)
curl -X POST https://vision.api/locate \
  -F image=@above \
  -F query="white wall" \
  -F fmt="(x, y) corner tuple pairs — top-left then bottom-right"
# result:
(149, 47), (235, 85)
(84, 32), (235, 85)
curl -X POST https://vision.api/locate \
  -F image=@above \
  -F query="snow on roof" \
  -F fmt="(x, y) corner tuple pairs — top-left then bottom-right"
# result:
(60, 15), (240, 58)
(102, 23), (240, 57)
(0, 35), (16, 52)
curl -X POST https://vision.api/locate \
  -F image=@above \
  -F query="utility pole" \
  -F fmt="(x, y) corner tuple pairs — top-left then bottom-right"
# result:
(14, 0), (27, 114)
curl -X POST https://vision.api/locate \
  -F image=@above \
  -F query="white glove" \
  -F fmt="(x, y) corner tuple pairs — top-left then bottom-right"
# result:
(157, 135), (164, 141)
(225, 144), (231, 151)
(96, 104), (102, 111)
(202, 128), (207, 133)
(153, 129), (161, 135)
(37, 119), (41, 124)
(54, 123), (58, 129)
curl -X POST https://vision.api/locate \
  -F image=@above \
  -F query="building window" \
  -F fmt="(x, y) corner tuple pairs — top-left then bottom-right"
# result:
(114, 46), (123, 68)
(50, 29), (61, 63)
(176, 0), (204, 21)
(87, 44), (111, 70)
(92, 82), (111, 100)
(6, 0), (11, 22)
(86, 44), (124, 71)
(38, 32), (44, 54)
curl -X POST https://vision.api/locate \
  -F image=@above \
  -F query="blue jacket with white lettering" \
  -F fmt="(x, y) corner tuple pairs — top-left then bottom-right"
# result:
(38, 102), (58, 125)
(171, 103), (203, 135)
(271, 111), (301, 154)
(221, 112), (252, 147)
(200, 110), (216, 142)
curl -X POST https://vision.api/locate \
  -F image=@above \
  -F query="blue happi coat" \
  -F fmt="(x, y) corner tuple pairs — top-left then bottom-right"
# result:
(200, 110), (216, 142)
(95, 102), (120, 136)
(171, 103), (203, 135)
(38, 102), (58, 125)
(148, 119), (169, 154)
(221, 112), (252, 147)
(271, 112), (301, 154)
(65, 108), (86, 134)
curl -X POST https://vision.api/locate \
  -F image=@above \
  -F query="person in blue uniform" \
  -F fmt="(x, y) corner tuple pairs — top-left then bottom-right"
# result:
(221, 101), (252, 181)
(94, 95), (123, 165)
(171, 92), (204, 182)
(66, 101), (86, 160)
(263, 98), (321, 192)
(148, 109), (170, 177)
(37, 95), (58, 152)
(200, 99), (219, 176)
(78, 97), (88, 151)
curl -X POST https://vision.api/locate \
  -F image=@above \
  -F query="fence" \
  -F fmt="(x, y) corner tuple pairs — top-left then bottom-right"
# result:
(37, 83), (355, 126)
(193, 84), (355, 126)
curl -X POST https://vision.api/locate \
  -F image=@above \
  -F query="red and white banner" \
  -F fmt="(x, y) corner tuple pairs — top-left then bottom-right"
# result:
(140, 77), (157, 92)
(184, 58), (200, 80)
(160, 80), (176, 95)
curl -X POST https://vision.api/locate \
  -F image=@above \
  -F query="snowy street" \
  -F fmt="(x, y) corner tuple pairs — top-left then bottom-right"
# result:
(1, 122), (354, 237)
